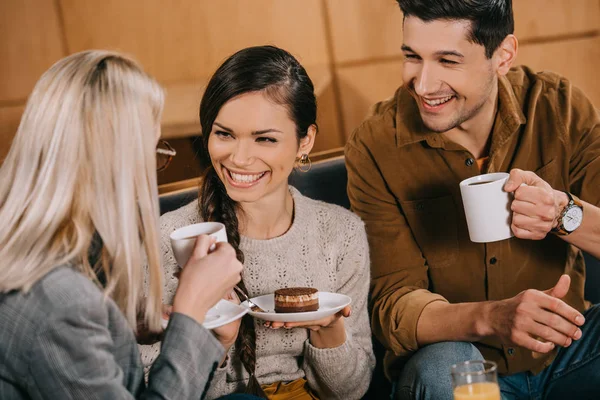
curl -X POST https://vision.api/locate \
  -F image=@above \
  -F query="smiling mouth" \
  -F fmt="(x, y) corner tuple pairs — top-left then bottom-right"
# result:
(225, 168), (267, 185)
(422, 95), (454, 107)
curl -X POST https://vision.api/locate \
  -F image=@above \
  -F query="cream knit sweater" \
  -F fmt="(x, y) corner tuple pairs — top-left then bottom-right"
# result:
(139, 187), (375, 399)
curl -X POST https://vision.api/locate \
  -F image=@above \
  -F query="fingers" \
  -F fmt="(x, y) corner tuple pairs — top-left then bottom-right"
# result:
(340, 306), (352, 318)
(503, 170), (563, 241)
(503, 169), (526, 192)
(211, 242), (243, 287)
(173, 239), (242, 326)
(511, 217), (551, 240)
(265, 319), (327, 329)
(511, 331), (556, 354)
(265, 322), (321, 331)
(281, 319), (328, 328)
(511, 226), (547, 240)
(504, 169), (551, 192)
(512, 184), (555, 208)
(529, 290), (585, 327)
(226, 290), (241, 304)
(532, 309), (581, 345)
(511, 193), (555, 222)
(211, 240), (232, 252)
(544, 274), (571, 299)
(510, 184), (556, 239)
(261, 306), (352, 330)
(528, 322), (572, 349)
(265, 314), (346, 330)
(184, 241), (242, 290)
(190, 235), (216, 261)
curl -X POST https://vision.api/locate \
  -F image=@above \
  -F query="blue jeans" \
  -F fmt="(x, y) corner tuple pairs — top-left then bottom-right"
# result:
(393, 304), (600, 400)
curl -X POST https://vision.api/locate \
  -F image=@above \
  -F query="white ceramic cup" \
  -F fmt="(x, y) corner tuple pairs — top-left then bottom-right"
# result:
(459, 172), (514, 243)
(169, 222), (228, 267)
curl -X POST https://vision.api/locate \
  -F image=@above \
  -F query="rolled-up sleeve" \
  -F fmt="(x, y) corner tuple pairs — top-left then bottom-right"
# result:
(345, 128), (447, 357)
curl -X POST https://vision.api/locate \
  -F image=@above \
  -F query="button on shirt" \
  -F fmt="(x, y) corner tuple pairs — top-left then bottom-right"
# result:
(345, 66), (599, 377)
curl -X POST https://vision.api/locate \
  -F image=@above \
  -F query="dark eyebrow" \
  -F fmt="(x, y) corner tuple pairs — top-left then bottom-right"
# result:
(214, 122), (233, 132)
(214, 122), (283, 135)
(401, 45), (464, 59)
(435, 50), (464, 58)
(252, 129), (283, 136)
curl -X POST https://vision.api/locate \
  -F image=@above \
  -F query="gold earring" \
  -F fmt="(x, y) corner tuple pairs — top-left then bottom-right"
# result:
(297, 153), (312, 173)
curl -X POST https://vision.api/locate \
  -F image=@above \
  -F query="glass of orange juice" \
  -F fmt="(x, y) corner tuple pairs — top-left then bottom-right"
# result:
(451, 360), (501, 400)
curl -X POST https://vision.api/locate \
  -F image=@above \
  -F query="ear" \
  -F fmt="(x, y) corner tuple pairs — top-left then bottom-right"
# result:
(296, 124), (317, 158)
(494, 34), (518, 76)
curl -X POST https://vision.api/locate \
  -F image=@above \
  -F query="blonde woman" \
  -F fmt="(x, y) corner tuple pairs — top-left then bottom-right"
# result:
(0, 50), (247, 399)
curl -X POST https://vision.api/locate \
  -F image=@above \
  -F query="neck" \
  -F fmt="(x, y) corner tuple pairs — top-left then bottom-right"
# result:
(238, 186), (294, 240)
(443, 82), (499, 159)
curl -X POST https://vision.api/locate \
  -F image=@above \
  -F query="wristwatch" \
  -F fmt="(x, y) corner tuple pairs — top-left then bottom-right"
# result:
(552, 192), (584, 236)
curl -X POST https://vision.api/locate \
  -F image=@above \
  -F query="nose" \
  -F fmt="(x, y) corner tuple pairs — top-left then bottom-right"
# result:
(230, 140), (254, 167)
(414, 63), (438, 97)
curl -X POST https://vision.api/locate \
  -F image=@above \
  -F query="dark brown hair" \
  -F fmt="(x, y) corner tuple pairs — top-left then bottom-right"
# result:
(198, 45), (317, 396)
(397, 0), (514, 58)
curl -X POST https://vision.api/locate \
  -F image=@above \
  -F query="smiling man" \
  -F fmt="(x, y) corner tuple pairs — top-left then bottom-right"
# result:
(345, 0), (600, 399)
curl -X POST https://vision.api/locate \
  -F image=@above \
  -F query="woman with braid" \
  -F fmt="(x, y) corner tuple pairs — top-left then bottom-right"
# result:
(139, 45), (375, 399)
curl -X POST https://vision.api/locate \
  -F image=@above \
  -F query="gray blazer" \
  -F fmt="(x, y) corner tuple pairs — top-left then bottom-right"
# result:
(0, 266), (224, 399)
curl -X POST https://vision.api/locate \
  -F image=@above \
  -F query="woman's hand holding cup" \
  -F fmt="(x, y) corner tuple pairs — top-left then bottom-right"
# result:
(172, 234), (243, 325)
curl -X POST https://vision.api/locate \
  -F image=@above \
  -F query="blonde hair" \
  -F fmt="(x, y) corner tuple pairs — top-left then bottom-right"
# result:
(0, 50), (164, 332)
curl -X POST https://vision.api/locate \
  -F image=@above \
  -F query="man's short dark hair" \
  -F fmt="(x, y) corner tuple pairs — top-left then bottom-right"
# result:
(397, 0), (514, 58)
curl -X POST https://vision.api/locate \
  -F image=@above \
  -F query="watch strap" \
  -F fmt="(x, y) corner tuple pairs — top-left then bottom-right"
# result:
(551, 191), (583, 236)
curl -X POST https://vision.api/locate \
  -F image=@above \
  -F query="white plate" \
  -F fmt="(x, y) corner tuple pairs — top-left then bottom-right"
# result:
(242, 292), (351, 322)
(162, 299), (248, 330)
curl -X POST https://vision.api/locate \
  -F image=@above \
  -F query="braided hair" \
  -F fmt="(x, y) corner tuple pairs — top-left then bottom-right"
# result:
(198, 45), (317, 396)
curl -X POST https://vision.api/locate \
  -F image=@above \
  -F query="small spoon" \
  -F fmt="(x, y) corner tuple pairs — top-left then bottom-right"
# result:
(233, 285), (266, 313)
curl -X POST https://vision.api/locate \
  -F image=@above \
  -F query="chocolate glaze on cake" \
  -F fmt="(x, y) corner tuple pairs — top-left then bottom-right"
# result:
(274, 287), (319, 313)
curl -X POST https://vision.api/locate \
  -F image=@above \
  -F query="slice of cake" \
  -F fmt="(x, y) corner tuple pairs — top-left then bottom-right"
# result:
(274, 287), (319, 313)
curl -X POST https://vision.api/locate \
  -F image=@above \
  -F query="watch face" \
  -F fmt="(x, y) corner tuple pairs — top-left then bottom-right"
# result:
(563, 206), (583, 232)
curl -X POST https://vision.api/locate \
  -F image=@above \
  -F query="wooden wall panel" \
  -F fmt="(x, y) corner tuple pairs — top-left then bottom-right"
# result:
(326, 0), (600, 64)
(307, 66), (344, 152)
(312, 81), (343, 152)
(336, 61), (404, 138)
(514, 0), (600, 41)
(516, 37), (600, 106)
(2, 1), (600, 179)
(59, 0), (329, 85)
(326, 0), (404, 64)
(0, 105), (24, 161)
(161, 82), (204, 139)
(0, 0), (65, 102)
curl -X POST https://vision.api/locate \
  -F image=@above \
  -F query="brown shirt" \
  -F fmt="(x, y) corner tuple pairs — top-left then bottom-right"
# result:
(345, 66), (600, 377)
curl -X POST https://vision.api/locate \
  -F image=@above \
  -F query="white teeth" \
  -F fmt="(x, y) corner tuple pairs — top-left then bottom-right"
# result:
(424, 95), (453, 106)
(229, 171), (265, 183)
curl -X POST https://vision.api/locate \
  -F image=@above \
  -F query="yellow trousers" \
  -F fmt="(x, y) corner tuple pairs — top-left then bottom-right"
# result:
(261, 378), (320, 400)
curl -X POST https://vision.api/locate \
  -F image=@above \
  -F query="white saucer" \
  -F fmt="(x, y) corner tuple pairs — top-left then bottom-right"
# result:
(162, 299), (248, 330)
(242, 292), (351, 322)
